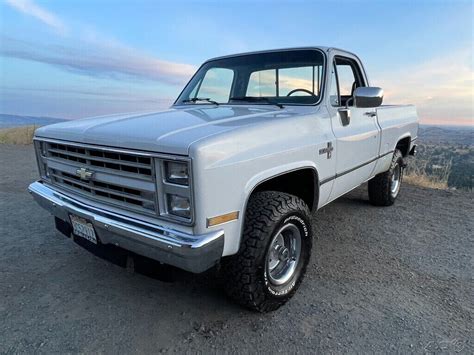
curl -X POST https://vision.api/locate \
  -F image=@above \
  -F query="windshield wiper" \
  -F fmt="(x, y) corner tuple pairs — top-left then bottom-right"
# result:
(182, 97), (219, 105)
(229, 96), (284, 109)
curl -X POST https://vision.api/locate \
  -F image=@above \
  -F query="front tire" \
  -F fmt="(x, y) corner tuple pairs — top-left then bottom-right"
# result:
(368, 149), (404, 206)
(223, 191), (312, 312)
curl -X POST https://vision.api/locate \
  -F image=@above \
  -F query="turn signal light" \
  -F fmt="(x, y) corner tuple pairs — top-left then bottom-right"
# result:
(206, 211), (239, 227)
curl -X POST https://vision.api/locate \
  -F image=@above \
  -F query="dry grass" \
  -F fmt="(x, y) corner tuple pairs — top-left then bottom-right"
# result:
(0, 125), (36, 145)
(404, 158), (451, 190)
(404, 174), (448, 189)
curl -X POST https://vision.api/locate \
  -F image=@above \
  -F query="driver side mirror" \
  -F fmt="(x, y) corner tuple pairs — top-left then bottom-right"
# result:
(354, 87), (383, 108)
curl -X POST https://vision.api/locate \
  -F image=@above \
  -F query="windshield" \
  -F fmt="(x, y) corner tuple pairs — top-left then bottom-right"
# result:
(175, 49), (325, 106)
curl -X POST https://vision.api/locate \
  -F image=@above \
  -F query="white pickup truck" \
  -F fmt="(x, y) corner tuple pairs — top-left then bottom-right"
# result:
(29, 47), (418, 312)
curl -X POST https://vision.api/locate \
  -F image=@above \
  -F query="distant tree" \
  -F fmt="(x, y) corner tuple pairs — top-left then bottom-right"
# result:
(448, 161), (473, 191)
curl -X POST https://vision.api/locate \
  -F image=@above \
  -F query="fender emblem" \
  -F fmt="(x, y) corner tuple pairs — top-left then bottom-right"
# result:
(319, 142), (334, 159)
(76, 167), (94, 181)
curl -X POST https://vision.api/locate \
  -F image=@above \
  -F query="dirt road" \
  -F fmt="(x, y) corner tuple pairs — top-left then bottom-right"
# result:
(1, 144), (472, 353)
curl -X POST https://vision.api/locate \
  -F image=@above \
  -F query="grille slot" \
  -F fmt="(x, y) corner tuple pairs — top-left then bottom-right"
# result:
(44, 141), (157, 215)
(48, 143), (153, 179)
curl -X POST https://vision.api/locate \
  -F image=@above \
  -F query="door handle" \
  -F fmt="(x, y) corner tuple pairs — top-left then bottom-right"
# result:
(364, 111), (377, 118)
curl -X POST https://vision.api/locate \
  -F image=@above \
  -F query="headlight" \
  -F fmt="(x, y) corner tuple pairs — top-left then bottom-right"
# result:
(164, 161), (189, 185)
(167, 194), (191, 218)
(156, 158), (193, 224)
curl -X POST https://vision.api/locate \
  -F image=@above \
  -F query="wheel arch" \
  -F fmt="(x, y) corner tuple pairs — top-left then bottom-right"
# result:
(247, 166), (319, 211)
(236, 165), (319, 254)
(395, 135), (412, 157)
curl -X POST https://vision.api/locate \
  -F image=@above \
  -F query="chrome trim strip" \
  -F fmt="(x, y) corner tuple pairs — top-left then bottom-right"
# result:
(320, 150), (394, 185)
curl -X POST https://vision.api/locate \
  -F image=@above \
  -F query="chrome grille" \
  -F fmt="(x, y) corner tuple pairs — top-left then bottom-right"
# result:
(41, 141), (157, 215)
(47, 142), (153, 179)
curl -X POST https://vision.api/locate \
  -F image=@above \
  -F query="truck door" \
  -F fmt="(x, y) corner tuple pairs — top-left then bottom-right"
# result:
(327, 56), (380, 200)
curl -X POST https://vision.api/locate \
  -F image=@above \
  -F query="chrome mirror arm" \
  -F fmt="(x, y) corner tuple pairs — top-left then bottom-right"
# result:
(346, 96), (354, 109)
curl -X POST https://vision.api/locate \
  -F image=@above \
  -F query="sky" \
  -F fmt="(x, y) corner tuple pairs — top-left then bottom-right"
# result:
(0, 0), (472, 126)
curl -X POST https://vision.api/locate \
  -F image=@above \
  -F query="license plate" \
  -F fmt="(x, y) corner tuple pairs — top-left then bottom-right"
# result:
(70, 215), (97, 244)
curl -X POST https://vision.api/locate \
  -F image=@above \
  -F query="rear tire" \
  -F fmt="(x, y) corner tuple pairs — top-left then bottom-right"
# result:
(368, 149), (404, 206)
(223, 191), (312, 312)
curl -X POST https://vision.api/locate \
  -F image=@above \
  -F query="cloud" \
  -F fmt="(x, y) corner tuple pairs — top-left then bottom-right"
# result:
(3, 1), (196, 85)
(0, 36), (196, 85)
(5, 0), (67, 34)
(1, 0), (196, 118)
(373, 49), (473, 126)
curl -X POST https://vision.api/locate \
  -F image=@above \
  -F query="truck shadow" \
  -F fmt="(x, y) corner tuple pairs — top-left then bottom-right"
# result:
(334, 184), (373, 207)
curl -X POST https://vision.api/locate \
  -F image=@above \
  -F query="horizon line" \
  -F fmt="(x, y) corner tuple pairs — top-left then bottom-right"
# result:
(0, 111), (472, 128)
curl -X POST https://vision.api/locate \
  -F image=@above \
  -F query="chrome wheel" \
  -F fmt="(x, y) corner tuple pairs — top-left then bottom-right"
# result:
(266, 223), (302, 286)
(391, 163), (401, 196)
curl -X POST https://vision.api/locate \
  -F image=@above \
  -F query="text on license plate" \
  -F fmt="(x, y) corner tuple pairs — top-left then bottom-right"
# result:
(70, 215), (97, 244)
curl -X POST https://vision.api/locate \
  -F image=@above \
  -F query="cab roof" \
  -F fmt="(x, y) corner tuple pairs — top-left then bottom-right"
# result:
(205, 46), (358, 62)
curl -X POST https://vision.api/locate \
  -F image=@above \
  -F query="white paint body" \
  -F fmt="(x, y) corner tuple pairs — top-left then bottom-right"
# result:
(35, 47), (419, 257)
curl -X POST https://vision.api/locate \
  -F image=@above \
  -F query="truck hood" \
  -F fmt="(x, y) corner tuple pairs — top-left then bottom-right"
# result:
(35, 105), (304, 155)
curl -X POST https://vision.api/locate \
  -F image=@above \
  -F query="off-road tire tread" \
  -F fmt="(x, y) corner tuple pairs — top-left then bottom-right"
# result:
(368, 149), (404, 206)
(223, 191), (312, 312)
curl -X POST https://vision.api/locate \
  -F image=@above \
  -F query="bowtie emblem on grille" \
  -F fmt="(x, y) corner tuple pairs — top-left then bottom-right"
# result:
(76, 167), (94, 181)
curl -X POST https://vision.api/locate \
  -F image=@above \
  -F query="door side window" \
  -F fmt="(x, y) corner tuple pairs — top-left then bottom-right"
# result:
(337, 64), (357, 98)
(332, 57), (366, 107)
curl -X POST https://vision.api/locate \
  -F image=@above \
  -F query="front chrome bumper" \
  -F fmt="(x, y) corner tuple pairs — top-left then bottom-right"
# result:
(28, 181), (224, 273)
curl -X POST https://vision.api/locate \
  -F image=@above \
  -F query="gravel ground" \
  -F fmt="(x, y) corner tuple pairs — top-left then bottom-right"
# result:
(1, 144), (472, 354)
